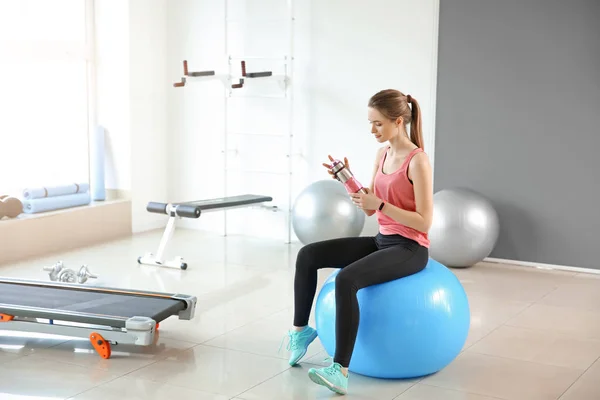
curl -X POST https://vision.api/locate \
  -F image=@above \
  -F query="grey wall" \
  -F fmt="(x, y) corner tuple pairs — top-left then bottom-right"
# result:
(434, 0), (600, 269)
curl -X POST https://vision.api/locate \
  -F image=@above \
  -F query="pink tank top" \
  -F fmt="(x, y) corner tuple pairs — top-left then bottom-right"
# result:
(373, 147), (430, 248)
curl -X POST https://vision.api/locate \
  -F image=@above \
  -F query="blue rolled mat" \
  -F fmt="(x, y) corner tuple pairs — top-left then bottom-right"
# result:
(22, 183), (89, 200)
(22, 192), (91, 214)
(90, 125), (106, 201)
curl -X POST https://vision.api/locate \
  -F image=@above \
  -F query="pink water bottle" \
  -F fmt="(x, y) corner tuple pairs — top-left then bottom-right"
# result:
(331, 159), (368, 194)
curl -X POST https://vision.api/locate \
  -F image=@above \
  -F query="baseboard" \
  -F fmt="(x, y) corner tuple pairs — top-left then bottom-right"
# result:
(484, 257), (600, 275)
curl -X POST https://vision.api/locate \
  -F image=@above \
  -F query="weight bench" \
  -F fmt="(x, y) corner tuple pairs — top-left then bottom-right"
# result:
(138, 194), (273, 270)
(0, 277), (196, 359)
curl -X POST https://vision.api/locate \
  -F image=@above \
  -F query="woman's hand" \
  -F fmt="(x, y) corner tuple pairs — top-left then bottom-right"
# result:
(350, 188), (382, 210)
(322, 155), (348, 180)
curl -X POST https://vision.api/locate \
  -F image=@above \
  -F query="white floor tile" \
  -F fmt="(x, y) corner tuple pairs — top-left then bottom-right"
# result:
(1, 228), (600, 400)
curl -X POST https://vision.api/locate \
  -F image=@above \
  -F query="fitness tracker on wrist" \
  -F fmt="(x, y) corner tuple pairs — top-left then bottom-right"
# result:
(378, 202), (385, 211)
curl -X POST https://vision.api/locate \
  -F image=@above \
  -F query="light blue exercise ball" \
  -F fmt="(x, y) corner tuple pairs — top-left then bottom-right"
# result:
(314, 258), (470, 379)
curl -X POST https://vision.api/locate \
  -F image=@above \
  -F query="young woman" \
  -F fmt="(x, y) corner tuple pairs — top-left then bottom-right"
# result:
(283, 89), (434, 395)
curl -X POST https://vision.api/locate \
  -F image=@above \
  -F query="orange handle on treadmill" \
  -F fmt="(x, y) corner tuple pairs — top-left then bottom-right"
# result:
(0, 313), (14, 321)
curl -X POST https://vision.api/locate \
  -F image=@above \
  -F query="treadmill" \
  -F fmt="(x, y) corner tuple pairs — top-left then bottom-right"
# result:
(0, 277), (196, 359)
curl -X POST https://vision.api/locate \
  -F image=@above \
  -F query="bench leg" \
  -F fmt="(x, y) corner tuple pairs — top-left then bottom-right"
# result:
(137, 215), (188, 270)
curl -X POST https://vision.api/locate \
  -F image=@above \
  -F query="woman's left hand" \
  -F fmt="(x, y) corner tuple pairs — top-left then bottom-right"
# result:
(350, 188), (382, 210)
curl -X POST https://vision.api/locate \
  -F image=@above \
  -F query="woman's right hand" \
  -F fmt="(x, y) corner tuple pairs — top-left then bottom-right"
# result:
(322, 155), (349, 180)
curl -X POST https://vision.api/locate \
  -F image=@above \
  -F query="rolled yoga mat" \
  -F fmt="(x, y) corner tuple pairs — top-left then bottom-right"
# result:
(23, 183), (89, 200)
(90, 125), (106, 201)
(22, 192), (91, 214)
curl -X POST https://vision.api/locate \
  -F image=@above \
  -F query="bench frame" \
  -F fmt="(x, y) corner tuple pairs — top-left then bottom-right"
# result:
(137, 194), (273, 270)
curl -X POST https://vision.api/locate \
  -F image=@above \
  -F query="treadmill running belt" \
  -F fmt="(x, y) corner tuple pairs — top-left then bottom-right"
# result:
(0, 283), (185, 327)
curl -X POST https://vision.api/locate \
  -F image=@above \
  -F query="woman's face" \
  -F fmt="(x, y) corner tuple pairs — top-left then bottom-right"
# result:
(368, 107), (401, 143)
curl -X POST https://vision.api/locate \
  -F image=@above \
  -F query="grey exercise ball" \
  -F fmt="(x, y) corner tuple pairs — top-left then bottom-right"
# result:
(292, 179), (365, 245)
(429, 188), (500, 268)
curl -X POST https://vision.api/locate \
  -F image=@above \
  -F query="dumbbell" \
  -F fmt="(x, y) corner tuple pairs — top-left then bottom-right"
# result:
(43, 261), (66, 281)
(58, 268), (77, 283)
(0, 195), (23, 219)
(43, 262), (98, 284)
(76, 265), (98, 284)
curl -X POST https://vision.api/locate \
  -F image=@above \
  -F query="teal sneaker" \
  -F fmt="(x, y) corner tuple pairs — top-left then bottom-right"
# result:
(279, 326), (318, 366)
(308, 362), (348, 395)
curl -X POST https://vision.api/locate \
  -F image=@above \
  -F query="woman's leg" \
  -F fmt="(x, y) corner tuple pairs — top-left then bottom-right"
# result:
(333, 243), (428, 366)
(293, 236), (378, 328)
(286, 236), (378, 366)
(307, 242), (428, 394)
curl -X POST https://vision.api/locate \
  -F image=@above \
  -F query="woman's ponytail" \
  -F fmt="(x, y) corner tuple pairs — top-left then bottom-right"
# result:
(407, 95), (424, 149)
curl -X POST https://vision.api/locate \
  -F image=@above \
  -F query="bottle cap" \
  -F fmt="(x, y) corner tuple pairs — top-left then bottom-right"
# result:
(331, 160), (345, 175)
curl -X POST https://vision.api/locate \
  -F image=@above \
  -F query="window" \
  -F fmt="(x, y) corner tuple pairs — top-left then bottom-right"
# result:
(0, 0), (93, 196)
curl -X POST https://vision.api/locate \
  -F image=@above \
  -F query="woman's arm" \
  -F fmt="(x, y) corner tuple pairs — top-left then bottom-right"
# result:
(379, 152), (433, 232)
(362, 147), (387, 217)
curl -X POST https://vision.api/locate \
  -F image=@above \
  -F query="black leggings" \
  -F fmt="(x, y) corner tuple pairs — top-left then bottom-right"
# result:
(293, 233), (428, 367)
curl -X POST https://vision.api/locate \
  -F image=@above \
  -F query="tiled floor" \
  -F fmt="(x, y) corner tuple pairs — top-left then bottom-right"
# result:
(1, 228), (600, 399)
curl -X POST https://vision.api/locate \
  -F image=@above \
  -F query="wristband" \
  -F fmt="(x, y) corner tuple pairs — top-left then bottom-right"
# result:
(378, 202), (385, 211)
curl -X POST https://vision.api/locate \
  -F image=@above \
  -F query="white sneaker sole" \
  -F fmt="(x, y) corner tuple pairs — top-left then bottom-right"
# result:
(308, 369), (347, 395)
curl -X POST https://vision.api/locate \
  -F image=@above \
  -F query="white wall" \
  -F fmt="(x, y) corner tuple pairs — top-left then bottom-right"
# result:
(164, 0), (440, 241)
(128, 0), (170, 233)
(166, 0), (228, 235)
(307, 0), (440, 235)
(94, 0), (130, 193)
(95, 0), (439, 240)
(165, 0), (309, 241)
(95, 0), (170, 233)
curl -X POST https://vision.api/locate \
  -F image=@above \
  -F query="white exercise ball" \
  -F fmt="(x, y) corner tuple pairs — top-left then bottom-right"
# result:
(429, 188), (500, 268)
(292, 180), (365, 245)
